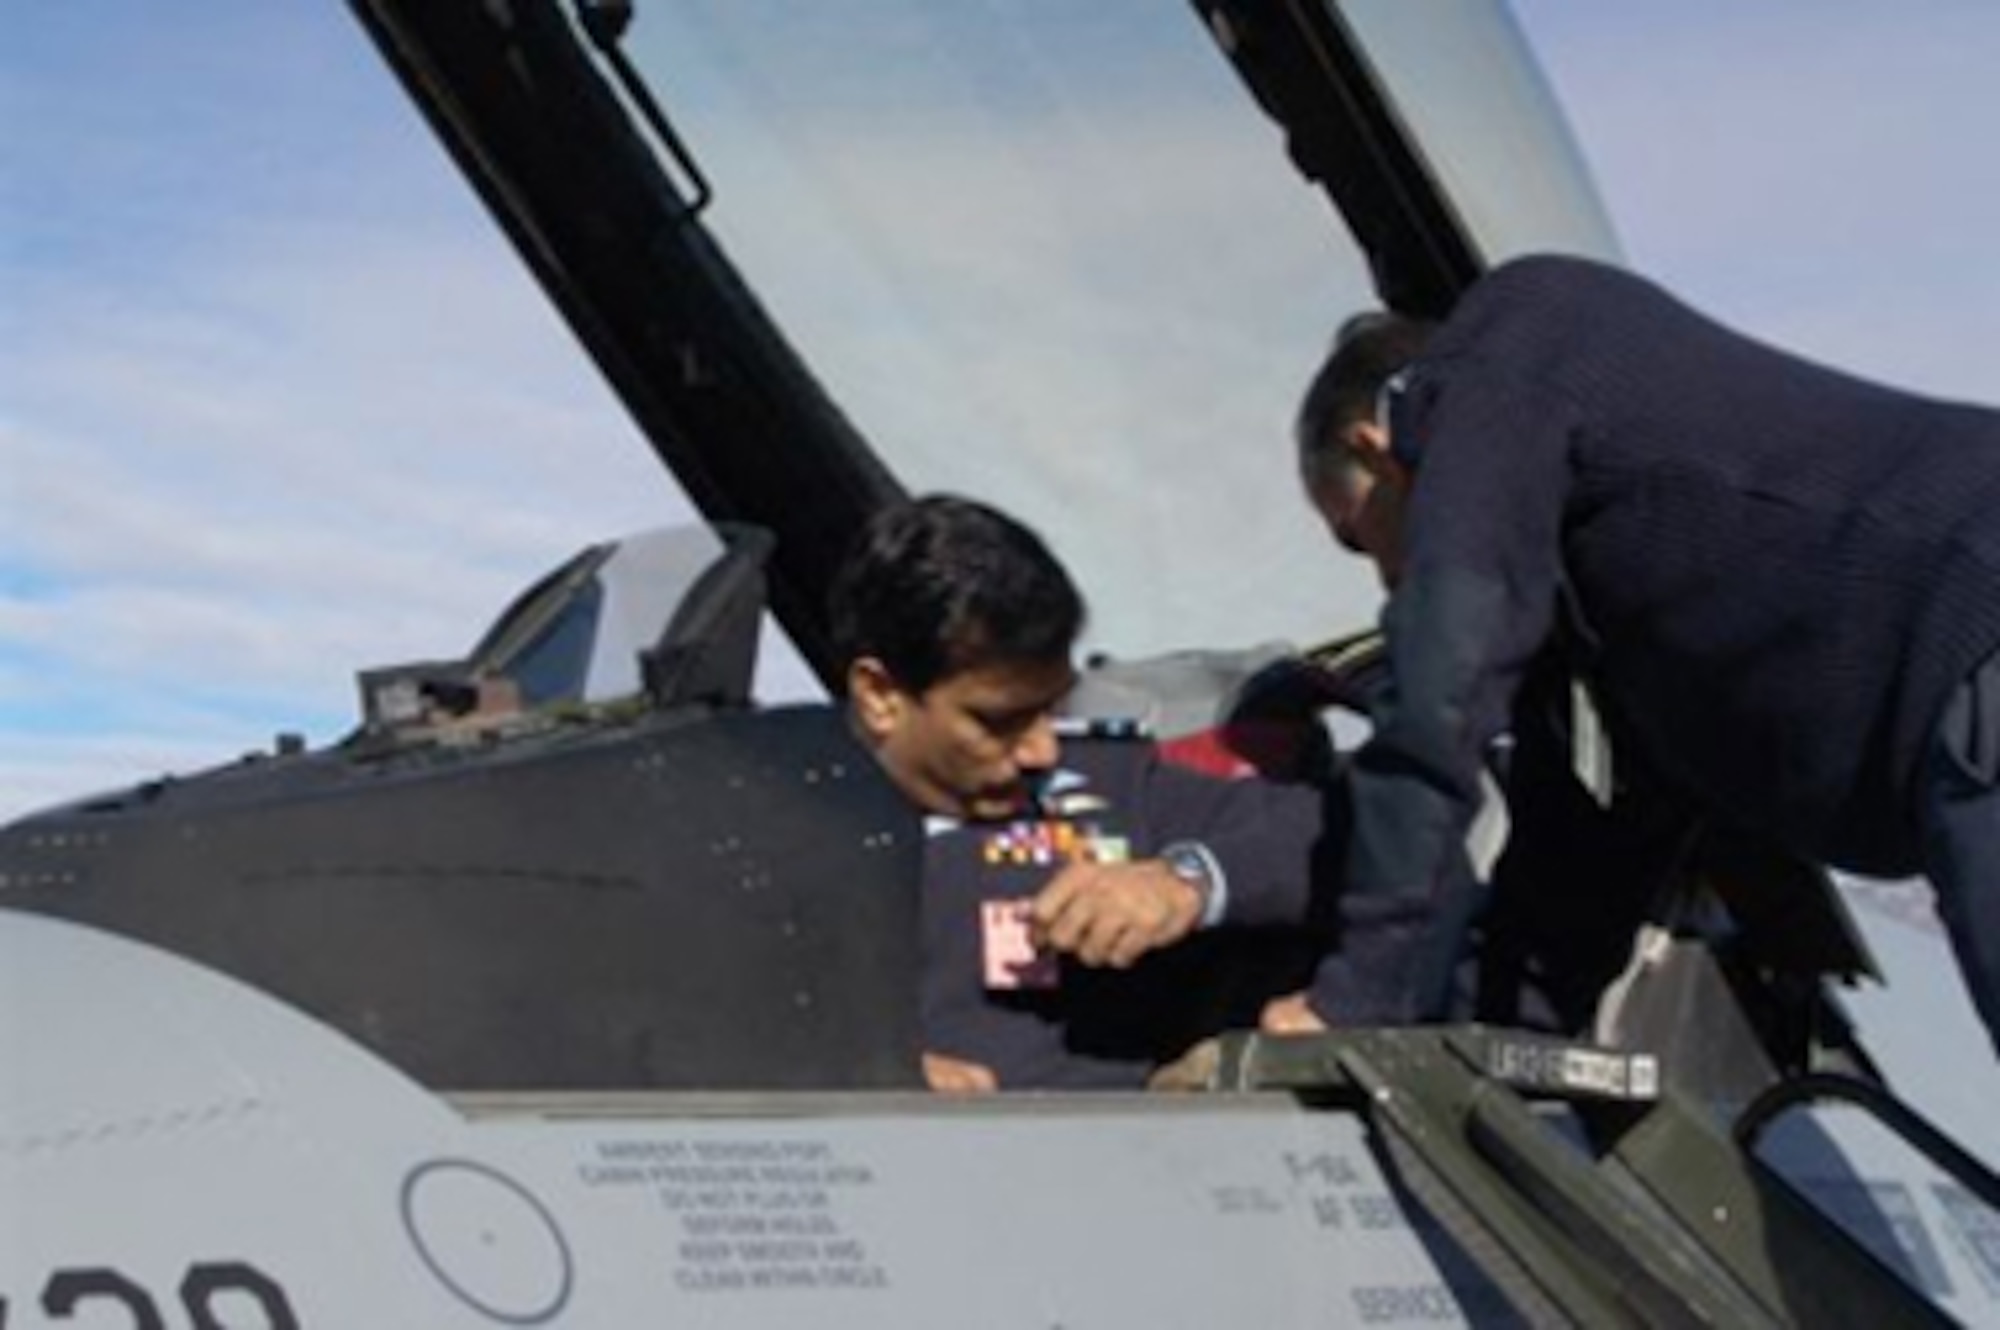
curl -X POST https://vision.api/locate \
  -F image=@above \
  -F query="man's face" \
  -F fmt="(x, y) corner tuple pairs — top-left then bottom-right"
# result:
(850, 654), (1076, 822)
(1307, 423), (1407, 588)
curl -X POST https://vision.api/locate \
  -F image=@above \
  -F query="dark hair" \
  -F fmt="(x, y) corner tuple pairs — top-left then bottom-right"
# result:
(828, 494), (1085, 695)
(1295, 311), (1434, 485)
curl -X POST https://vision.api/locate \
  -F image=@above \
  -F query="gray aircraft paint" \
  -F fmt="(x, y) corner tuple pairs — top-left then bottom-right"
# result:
(0, 912), (1508, 1326)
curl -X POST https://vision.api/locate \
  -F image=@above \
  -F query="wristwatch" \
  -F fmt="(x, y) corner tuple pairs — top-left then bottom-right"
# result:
(1158, 840), (1222, 928)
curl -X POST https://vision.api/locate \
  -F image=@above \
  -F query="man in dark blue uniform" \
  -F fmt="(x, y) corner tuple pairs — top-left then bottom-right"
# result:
(829, 495), (1330, 1090)
(1277, 253), (2000, 1055)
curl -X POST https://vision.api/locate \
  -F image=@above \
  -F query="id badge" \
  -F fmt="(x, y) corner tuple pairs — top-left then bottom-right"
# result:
(980, 899), (1059, 990)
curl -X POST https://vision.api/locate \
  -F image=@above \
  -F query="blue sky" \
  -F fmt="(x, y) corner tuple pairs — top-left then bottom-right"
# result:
(2, 3), (686, 815)
(1515, 0), (1999, 398)
(3, 1), (1998, 820)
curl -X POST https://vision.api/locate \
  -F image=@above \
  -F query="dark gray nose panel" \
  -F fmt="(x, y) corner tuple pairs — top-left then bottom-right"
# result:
(0, 705), (923, 1092)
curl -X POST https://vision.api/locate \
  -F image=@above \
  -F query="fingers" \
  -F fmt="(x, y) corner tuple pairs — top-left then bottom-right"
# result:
(922, 1051), (999, 1094)
(1030, 862), (1201, 968)
(1032, 868), (1131, 966)
(1026, 864), (1092, 940)
(1039, 880), (1145, 966)
(1080, 914), (1148, 970)
(1148, 1037), (1222, 1093)
(1258, 991), (1331, 1034)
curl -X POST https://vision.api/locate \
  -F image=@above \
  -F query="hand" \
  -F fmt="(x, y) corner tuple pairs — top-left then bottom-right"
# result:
(1147, 1037), (1222, 1093)
(1030, 860), (1203, 969)
(1259, 991), (1330, 1034)
(922, 1051), (999, 1094)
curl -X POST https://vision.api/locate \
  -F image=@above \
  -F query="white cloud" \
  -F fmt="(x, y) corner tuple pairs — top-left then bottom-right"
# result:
(0, 7), (696, 820)
(1512, 1), (2000, 399)
(0, 731), (265, 824)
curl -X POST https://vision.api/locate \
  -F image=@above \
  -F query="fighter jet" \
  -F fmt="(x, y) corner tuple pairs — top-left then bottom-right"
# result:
(3, 2), (1996, 1323)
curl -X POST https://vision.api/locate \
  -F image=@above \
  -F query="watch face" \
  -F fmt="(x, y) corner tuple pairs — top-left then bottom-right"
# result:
(1161, 844), (1209, 888)
(1159, 843), (1218, 928)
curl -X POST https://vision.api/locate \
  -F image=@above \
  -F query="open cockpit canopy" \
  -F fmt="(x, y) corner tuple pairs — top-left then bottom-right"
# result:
(355, 0), (1619, 682)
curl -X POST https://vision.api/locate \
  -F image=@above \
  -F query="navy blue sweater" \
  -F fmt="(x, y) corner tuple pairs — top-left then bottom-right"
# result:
(1318, 254), (2000, 1025)
(924, 737), (1325, 1087)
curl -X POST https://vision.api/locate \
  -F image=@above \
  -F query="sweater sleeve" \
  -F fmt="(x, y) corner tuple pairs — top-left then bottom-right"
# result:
(1128, 748), (1328, 927)
(1308, 362), (1578, 1024)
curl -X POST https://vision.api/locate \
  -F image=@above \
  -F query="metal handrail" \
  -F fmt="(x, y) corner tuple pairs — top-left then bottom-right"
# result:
(1734, 1070), (2000, 1216)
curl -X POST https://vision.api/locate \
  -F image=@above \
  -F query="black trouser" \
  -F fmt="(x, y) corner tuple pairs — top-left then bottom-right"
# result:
(1915, 652), (2000, 1059)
